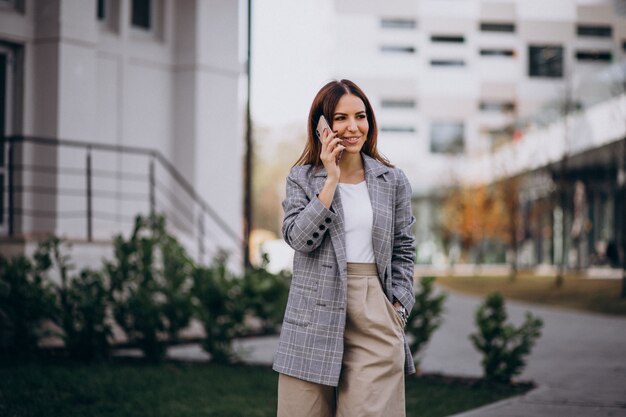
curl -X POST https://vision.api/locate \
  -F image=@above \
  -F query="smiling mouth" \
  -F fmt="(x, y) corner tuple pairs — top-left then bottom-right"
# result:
(341, 137), (360, 145)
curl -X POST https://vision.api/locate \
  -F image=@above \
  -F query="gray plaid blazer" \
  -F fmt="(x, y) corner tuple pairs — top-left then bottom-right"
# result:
(272, 153), (416, 387)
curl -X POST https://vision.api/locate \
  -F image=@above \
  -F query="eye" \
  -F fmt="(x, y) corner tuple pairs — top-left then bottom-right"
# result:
(357, 114), (367, 119)
(333, 116), (346, 121)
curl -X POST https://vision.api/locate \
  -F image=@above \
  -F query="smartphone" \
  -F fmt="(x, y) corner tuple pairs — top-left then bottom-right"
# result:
(315, 115), (333, 142)
(316, 115), (343, 161)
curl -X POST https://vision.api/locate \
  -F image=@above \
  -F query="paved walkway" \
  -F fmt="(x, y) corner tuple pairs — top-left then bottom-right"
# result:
(164, 290), (626, 417)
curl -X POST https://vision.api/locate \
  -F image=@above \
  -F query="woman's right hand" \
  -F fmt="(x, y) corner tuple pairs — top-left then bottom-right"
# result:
(319, 128), (344, 181)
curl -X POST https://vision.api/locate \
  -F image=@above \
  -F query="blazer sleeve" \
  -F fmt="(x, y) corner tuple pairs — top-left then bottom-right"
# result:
(391, 169), (416, 313)
(282, 168), (339, 253)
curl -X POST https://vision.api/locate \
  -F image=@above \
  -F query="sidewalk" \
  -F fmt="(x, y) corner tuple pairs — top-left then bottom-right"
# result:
(164, 290), (626, 417)
(432, 291), (626, 417)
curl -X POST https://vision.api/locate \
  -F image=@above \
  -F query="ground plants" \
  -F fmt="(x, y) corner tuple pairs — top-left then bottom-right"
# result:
(106, 215), (195, 362)
(470, 292), (543, 383)
(191, 252), (289, 363)
(0, 248), (56, 355)
(0, 359), (531, 417)
(405, 276), (446, 368)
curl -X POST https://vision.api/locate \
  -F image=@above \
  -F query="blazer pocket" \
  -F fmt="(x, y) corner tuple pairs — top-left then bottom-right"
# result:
(283, 290), (311, 327)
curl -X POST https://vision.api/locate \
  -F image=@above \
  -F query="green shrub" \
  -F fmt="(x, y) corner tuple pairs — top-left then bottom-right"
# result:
(240, 254), (290, 334)
(470, 292), (543, 384)
(192, 253), (246, 363)
(106, 215), (194, 362)
(405, 276), (446, 368)
(37, 237), (112, 361)
(0, 250), (56, 355)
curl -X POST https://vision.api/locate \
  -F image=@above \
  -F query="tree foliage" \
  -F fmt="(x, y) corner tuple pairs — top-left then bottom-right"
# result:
(470, 293), (543, 383)
(405, 276), (446, 368)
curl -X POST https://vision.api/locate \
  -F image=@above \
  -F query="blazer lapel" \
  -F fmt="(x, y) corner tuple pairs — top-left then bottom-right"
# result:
(363, 154), (392, 281)
(313, 167), (347, 278)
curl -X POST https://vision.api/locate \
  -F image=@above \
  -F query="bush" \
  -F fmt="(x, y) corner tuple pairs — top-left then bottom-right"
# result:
(106, 215), (194, 362)
(192, 252), (290, 363)
(405, 276), (446, 368)
(192, 253), (246, 363)
(36, 237), (112, 361)
(240, 254), (290, 334)
(0, 251), (56, 355)
(469, 292), (543, 383)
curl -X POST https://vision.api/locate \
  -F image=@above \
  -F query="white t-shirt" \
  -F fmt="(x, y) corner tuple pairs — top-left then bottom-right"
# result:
(338, 181), (375, 263)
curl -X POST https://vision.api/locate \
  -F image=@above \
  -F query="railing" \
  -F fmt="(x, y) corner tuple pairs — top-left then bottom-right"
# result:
(1, 135), (243, 265)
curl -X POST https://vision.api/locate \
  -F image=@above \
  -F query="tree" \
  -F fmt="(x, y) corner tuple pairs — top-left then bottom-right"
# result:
(440, 183), (508, 267)
(470, 293), (543, 384)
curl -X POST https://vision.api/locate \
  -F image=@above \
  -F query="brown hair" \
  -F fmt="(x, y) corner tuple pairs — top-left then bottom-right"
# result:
(293, 79), (393, 167)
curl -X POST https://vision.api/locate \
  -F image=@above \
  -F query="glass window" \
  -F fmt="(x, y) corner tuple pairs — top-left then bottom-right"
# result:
(528, 45), (563, 78)
(381, 99), (416, 109)
(131, 0), (151, 29)
(480, 22), (515, 32)
(380, 126), (416, 133)
(381, 45), (416, 54)
(430, 59), (465, 67)
(381, 18), (416, 30)
(480, 49), (515, 57)
(431, 35), (465, 43)
(479, 101), (516, 112)
(0, 0), (24, 12)
(577, 25), (612, 38)
(97, 0), (105, 20)
(575, 50), (612, 62)
(430, 122), (464, 154)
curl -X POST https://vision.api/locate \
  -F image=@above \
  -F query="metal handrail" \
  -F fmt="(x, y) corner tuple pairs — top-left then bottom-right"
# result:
(2, 135), (243, 258)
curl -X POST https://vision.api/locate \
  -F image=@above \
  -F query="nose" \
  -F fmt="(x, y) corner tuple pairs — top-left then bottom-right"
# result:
(347, 118), (358, 132)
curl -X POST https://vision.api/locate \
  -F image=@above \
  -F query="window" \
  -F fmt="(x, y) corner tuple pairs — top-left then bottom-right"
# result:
(528, 45), (563, 78)
(381, 99), (416, 109)
(430, 122), (464, 154)
(381, 45), (416, 54)
(577, 25), (612, 38)
(430, 59), (465, 67)
(380, 126), (416, 133)
(480, 49), (515, 57)
(381, 18), (416, 30)
(0, 0), (24, 12)
(431, 35), (465, 43)
(131, 0), (151, 30)
(576, 50), (612, 62)
(480, 22), (515, 33)
(479, 100), (516, 112)
(97, 0), (105, 20)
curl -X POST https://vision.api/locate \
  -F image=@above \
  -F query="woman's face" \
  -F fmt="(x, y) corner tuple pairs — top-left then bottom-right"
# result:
(331, 94), (369, 155)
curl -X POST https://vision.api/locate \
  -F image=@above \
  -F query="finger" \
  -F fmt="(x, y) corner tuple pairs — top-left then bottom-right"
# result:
(332, 145), (345, 156)
(329, 137), (343, 148)
(323, 128), (336, 142)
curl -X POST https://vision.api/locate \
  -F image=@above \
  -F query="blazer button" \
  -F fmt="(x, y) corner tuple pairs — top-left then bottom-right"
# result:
(325, 217), (332, 224)
(306, 240), (313, 245)
(313, 232), (319, 238)
(319, 225), (326, 231)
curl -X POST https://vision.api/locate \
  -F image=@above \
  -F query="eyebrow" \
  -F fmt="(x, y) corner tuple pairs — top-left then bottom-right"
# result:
(333, 110), (367, 116)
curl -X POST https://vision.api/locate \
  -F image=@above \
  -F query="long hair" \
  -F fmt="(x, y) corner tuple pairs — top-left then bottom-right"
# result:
(293, 79), (393, 168)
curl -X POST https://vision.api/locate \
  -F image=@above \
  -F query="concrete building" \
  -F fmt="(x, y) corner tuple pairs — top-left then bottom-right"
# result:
(332, 0), (626, 271)
(0, 0), (248, 267)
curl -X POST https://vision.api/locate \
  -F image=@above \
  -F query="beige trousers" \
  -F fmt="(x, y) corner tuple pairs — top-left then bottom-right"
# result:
(277, 263), (406, 417)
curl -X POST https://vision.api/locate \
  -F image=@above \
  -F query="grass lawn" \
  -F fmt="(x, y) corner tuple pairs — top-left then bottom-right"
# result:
(0, 359), (530, 417)
(434, 273), (626, 316)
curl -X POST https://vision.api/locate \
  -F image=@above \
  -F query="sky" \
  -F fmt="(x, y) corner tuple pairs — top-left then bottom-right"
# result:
(250, 0), (335, 129)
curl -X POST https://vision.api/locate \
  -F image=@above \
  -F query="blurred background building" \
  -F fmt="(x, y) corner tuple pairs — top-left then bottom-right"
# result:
(0, 0), (247, 267)
(331, 0), (626, 273)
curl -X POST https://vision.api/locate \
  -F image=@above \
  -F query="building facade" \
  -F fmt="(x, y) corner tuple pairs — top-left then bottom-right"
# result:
(331, 0), (626, 271)
(0, 0), (248, 266)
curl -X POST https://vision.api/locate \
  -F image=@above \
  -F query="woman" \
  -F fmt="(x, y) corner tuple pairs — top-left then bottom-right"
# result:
(274, 79), (416, 417)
